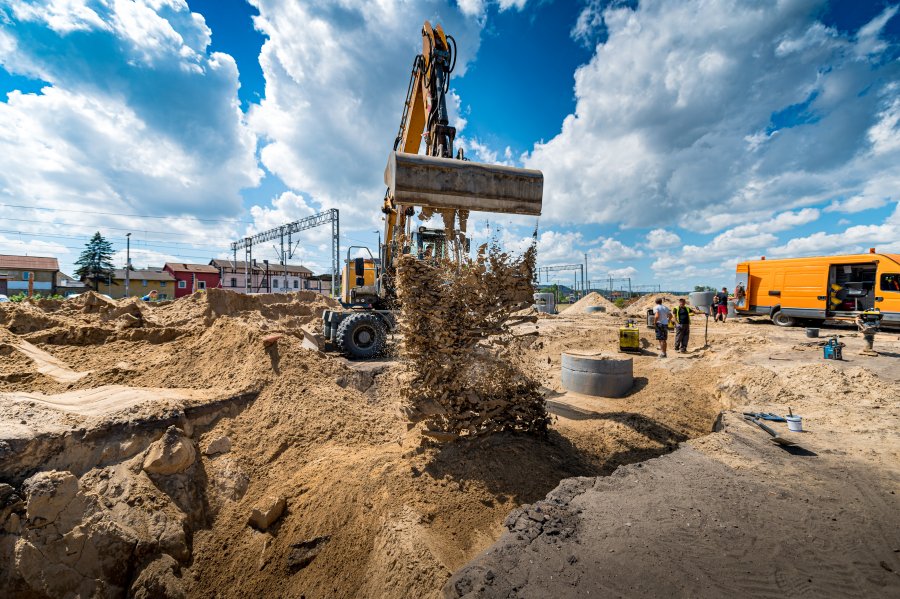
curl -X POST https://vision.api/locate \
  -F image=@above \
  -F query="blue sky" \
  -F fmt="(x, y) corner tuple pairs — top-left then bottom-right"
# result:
(0, 0), (899, 291)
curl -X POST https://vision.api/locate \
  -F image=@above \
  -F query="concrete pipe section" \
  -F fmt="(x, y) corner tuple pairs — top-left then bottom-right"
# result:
(584, 306), (606, 314)
(560, 351), (634, 398)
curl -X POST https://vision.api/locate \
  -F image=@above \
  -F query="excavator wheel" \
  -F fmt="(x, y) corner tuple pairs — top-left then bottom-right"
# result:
(335, 312), (387, 359)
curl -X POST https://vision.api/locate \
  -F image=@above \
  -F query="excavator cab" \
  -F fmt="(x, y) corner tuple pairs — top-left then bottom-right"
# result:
(411, 226), (470, 261)
(341, 247), (380, 306)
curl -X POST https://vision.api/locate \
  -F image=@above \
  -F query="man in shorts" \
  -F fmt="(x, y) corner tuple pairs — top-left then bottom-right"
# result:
(653, 298), (671, 358)
(715, 287), (729, 322)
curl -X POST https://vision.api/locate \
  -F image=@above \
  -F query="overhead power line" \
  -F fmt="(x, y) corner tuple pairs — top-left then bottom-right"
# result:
(0, 203), (252, 224)
(0, 229), (228, 252)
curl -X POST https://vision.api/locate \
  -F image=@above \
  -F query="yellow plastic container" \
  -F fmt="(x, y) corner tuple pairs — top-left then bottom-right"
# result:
(619, 325), (641, 353)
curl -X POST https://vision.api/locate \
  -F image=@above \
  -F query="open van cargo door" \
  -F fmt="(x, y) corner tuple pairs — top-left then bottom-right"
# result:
(735, 263), (749, 310)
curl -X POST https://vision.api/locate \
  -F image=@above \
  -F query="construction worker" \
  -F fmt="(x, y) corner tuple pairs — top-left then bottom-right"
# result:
(715, 287), (729, 322)
(140, 289), (158, 302)
(653, 297), (671, 358)
(673, 298), (690, 353)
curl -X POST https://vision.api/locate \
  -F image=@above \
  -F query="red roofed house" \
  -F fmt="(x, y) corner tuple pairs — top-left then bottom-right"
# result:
(0, 255), (60, 296)
(163, 263), (220, 298)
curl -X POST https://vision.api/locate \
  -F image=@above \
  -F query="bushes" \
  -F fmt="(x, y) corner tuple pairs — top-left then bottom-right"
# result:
(7, 292), (65, 302)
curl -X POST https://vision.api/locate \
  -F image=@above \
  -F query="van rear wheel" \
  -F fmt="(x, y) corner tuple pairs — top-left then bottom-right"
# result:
(772, 310), (795, 327)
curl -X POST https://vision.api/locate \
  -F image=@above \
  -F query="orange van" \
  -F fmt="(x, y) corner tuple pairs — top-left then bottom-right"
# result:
(734, 250), (900, 327)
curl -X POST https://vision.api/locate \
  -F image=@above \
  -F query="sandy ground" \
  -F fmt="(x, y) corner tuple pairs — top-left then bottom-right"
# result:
(446, 311), (900, 597)
(1, 292), (898, 597)
(446, 413), (900, 598)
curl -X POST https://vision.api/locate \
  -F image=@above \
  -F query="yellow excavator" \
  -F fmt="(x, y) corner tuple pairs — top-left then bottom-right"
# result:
(322, 21), (543, 358)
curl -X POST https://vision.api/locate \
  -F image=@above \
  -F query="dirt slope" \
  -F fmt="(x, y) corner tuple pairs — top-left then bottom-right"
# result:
(445, 412), (900, 598)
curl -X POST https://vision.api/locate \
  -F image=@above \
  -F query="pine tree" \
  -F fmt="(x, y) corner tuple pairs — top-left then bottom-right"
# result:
(75, 232), (115, 290)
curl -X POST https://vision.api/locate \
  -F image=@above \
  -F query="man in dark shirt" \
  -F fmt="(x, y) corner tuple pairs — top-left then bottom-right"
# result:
(715, 287), (729, 322)
(673, 298), (691, 353)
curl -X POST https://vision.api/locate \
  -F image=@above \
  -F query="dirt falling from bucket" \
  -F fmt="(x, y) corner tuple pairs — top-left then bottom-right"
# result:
(396, 241), (550, 441)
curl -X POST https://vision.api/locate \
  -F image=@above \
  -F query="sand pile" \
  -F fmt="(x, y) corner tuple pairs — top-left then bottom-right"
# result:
(396, 243), (550, 440)
(0, 290), (337, 348)
(146, 288), (335, 329)
(562, 291), (619, 314)
(0, 290), (338, 396)
(626, 292), (689, 315)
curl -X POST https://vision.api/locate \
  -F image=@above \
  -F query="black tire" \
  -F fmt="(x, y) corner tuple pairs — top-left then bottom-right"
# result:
(771, 310), (795, 327)
(335, 312), (386, 359)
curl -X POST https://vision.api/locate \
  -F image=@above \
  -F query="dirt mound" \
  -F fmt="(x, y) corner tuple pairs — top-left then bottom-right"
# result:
(562, 292), (618, 314)
(148, 288), (336, 329)
(0, 289), (337, 351)
(397, 244), (550, 440)
(626, 293), (688, 315)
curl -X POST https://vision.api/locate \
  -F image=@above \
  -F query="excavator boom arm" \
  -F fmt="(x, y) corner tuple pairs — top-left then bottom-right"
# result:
(380, 21), (543, 295)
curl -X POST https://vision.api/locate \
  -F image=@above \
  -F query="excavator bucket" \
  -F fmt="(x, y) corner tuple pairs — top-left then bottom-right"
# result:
(384, 151), (543, 216)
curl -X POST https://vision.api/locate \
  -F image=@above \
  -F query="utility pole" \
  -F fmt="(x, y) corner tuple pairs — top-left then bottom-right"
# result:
(280, 226), (287, 291)
(580, 264), (585, 297)
(125, 233), (131, 298)
(583, 253), (588, 294)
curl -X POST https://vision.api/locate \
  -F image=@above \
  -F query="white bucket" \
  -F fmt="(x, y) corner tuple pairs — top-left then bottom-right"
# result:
(786, 416), (803, 432)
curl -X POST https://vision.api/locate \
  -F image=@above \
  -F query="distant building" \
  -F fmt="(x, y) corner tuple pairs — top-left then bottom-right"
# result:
(210, 259), (315, 294)
(0, 255), (59, 296)
(56, 272), (89, 296)
(307, 273), (336, 295)
(163, 263), (221, 298)
(96, 268), (176, 299)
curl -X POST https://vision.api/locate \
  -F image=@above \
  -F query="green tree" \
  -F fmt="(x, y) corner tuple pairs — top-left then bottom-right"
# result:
(75, 232), (115, 290)
(693, 285), (716, 292)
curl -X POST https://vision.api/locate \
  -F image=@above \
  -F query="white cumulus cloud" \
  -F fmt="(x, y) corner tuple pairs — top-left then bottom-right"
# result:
(0, 0), (260, 273)
(247, 0), (483, 227)
(646, 228), (680, 250)
(524, 0), (900, 235)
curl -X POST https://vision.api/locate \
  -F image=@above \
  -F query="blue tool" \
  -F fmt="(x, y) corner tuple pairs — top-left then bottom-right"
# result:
(823, 336), (842, 360)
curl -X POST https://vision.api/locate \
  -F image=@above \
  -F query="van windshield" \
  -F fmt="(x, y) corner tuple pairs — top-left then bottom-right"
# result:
(882, 273), (900, 292)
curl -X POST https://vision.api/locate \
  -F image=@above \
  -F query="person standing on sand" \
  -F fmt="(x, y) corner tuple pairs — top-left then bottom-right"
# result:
(672, 298), (690, 353)
(140, 290), (158, 302)
(653, 298), (671, 358)
(715, 287), (729, 322)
